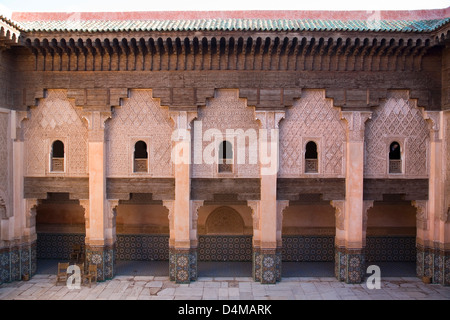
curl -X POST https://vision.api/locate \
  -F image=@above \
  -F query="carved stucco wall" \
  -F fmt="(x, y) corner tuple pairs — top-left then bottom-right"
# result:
(106, 89), (174, 177)
(22, 90), (88, 177)
(205, 206), (245, 235)
(0, 111), (8, 220)
(364, 90), (429, 178)
(279, 89), (346, 177)
(192, 89), (259, 178)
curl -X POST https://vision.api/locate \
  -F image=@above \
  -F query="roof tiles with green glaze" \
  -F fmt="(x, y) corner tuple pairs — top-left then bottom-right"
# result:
(10, 17), (449, 33)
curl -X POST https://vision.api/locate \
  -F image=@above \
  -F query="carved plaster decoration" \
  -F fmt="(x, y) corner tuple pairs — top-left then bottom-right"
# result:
(106, 200), (120, 228)
(0, 112), (8, 219)
(330, 200), (346, 230)
(0, 196), (6, 219)
(280, 90), (346, 177)
(412, 200), (428, 230)
(79, 199), (90, 230)
(441, 206), (450, 223)
(190, 200), (204, 230)
(341, 110), (372, 142)
(247, 200), (260, 230)
(365, 90), (429, 177)
(193, 89), (260, 178)
(162, 200), (175, 231)
(363, 200), (374, 232)
(276, 200), (289, 233)
(106, 89), (174, 177)
(25, 199), (39, 228)
(22, 90), (89, 177)
(255, 110), (285, 130)
(81, 110), (112, 142)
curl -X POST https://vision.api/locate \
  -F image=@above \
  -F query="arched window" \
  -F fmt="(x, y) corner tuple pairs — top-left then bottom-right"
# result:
(218, 140), (233, 173)
(389, 141), (401, 173)
(305, 141), (318, 173)
(134, 141), (148, 173)
(51, 140), (65, 172)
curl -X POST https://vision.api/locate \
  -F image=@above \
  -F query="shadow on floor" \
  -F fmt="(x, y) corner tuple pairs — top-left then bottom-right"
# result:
(198, 261), (252, 277)
(36, 259), (416, 278)
(282, 262), (335, 277)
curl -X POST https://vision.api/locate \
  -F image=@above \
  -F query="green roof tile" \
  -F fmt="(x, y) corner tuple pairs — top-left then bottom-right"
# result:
(5, 17), (450, 33)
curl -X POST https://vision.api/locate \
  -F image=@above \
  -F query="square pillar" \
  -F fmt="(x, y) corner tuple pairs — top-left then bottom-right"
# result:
(339, 111), (372, 284)
(252, 111), (285, 284)
(82, 111), (115, 281)
(168, 110), (198, 283)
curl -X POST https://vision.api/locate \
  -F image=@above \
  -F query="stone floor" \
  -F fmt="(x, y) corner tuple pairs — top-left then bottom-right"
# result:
(0, 260), (448, 300)
(1, 274), (449, 300)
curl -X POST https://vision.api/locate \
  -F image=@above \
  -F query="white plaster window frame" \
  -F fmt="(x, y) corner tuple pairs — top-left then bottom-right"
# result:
(302, 136), (322, 175)
(213, 132), (238, 177)
(386, 136), (405, 176)
(131, 137), (150, 175)
(48, 137), (67, 175)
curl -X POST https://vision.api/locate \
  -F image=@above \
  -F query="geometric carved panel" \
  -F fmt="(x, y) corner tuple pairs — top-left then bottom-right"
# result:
(22, 90), (88, 177)
(106, 89), (174, 177)
(365, 90), (429, 177)
(192, 89), (259, 178)
(279, 89), (346, 177)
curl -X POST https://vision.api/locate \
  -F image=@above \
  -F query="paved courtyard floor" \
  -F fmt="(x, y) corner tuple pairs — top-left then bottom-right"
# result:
(1, 274), (449, 300)
(1, 260), (448, 301)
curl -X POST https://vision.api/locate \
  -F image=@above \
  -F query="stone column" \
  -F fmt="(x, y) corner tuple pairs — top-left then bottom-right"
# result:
(253, 111), (284, 284)
(443, 110), (450, 286)
(82, 111), (113, 281)
(338, 111), (372, 284)
(412, 200), (432, 280)
(422, 111), (449, 285)
(168, 110), (197, 283)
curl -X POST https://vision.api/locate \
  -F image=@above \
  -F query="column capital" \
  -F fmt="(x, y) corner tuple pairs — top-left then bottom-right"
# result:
(412, 200), (429, 230)
(255, 110), (285, 129)
(247, 200), (260, 231)
(340, 110), (372, 142)
(423, 110), (442, 141)
(330, 200), (346, 230)
(190, 200), (204, 227)
(12, 110), (29, 141)
(363, 200), (374, 232)
(276, 200), (289, 230)
(81, 110), (112, 142)
(169, 110), (198, 131)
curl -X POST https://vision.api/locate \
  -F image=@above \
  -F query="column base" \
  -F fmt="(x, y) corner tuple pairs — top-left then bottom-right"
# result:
(85, 244), (115, 281)
(0, 241), (37, 284)
(252, 247), (281, 284)
(417, 245), (450, 286)
(169, 247), (197, 284)
(335, 247), (365, 284)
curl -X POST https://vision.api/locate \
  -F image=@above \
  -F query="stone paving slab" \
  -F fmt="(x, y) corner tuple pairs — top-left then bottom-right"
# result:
(0, 275), (449, 300)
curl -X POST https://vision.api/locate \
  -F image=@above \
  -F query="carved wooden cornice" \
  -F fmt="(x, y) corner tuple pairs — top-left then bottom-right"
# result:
(21, 33), (434, 72)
